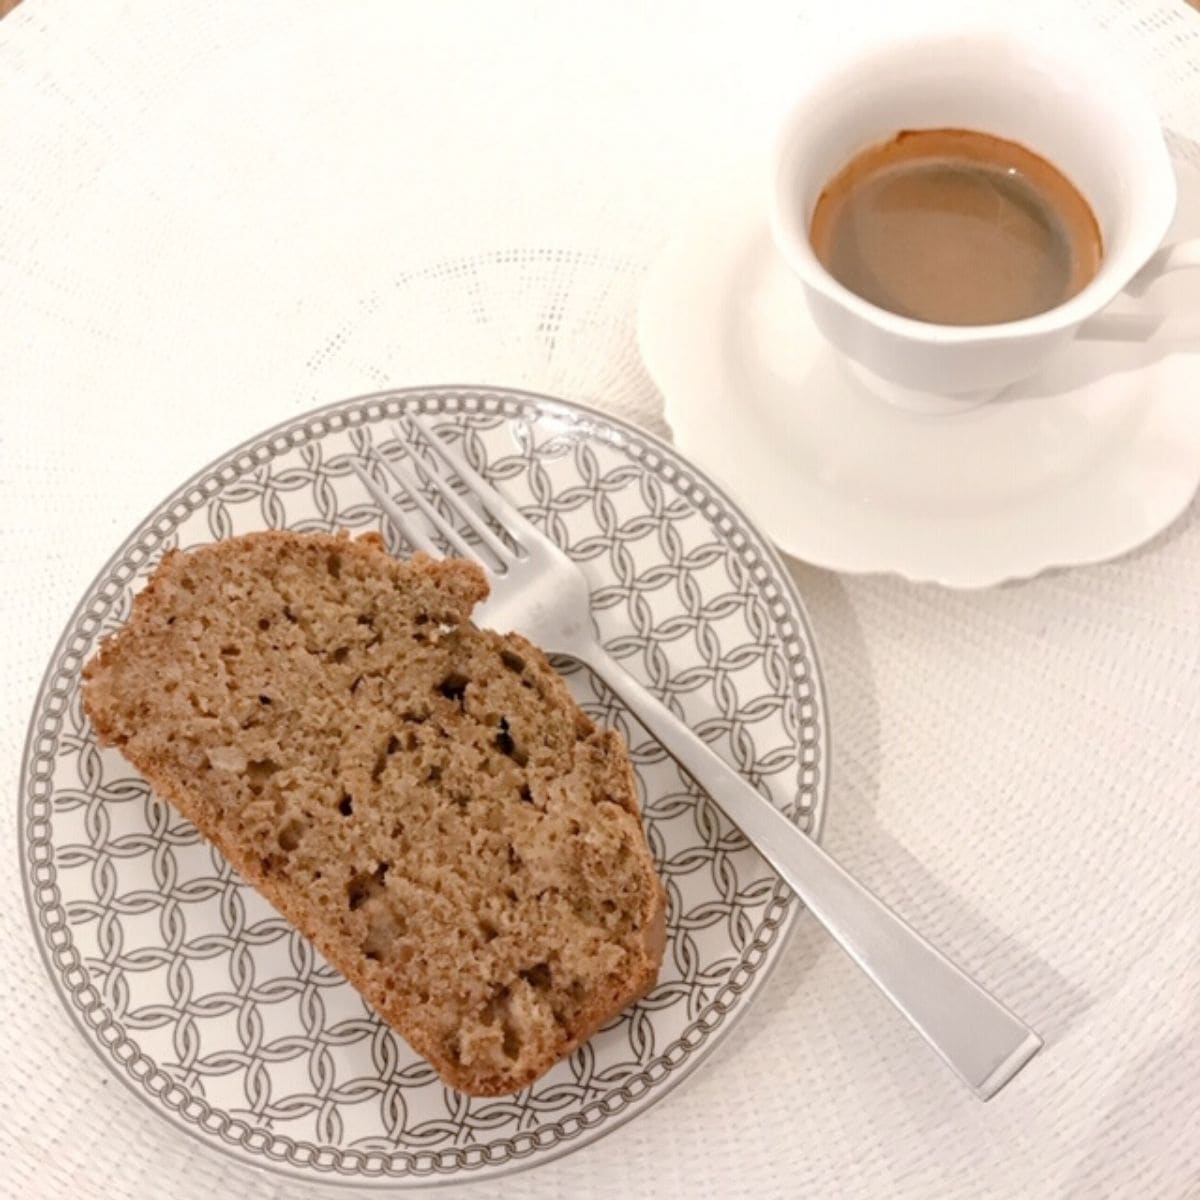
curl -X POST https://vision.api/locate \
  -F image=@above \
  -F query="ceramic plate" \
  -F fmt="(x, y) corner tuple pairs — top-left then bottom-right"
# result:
(639, 155), (1200, 588)
(19, 387), (827, 1188)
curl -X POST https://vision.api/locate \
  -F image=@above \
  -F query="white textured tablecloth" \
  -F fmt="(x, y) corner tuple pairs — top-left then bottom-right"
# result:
(3, 1), (1200, 1197)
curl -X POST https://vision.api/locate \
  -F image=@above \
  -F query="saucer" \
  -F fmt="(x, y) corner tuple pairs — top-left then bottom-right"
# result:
(638, 155), (1200, 587)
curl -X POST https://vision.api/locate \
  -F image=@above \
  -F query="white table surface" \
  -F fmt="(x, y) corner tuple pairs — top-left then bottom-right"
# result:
(3, 1), (1200, 1197)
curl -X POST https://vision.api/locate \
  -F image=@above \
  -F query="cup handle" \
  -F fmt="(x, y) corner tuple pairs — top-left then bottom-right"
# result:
(1077, 237), (1200, 342)
(1125, 237), (1200, 297)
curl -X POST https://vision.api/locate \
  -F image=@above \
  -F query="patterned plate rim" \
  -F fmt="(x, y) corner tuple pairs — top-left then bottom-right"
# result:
(19, 385), (830, 1189)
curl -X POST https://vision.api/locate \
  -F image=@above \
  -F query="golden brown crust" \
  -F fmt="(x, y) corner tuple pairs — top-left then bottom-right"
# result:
(82, 530), (665, 1096)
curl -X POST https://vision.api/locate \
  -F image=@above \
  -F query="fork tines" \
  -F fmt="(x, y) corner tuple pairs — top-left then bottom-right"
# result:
(352, 417), (530, 566)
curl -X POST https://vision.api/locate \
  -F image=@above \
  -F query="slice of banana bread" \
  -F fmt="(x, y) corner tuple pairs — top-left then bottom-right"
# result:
(82, 530), (665, 1095)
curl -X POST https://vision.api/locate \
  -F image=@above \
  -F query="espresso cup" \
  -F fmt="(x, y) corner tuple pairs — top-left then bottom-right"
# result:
(769, 27), (1200, 412)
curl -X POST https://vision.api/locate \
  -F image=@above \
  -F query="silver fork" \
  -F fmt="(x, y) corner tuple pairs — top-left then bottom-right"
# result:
(352, 417), (1043, 1100)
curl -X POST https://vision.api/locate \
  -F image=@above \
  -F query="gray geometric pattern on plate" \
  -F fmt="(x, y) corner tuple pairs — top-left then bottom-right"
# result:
(19, 386), (828, 1187)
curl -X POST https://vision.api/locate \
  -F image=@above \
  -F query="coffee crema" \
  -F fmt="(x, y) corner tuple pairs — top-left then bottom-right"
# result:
(808, 128), (1103, 326)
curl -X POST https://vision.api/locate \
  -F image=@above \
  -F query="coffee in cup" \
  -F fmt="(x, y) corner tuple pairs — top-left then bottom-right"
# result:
(808, 128), (1103, 326)
(769, 28), (1200, 410)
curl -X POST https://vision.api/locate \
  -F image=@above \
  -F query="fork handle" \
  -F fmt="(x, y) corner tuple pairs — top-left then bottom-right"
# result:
(580, 641), (1042, 1100)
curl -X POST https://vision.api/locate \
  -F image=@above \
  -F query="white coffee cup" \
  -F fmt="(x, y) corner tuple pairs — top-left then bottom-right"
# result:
(769, 27), (1200, 413)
